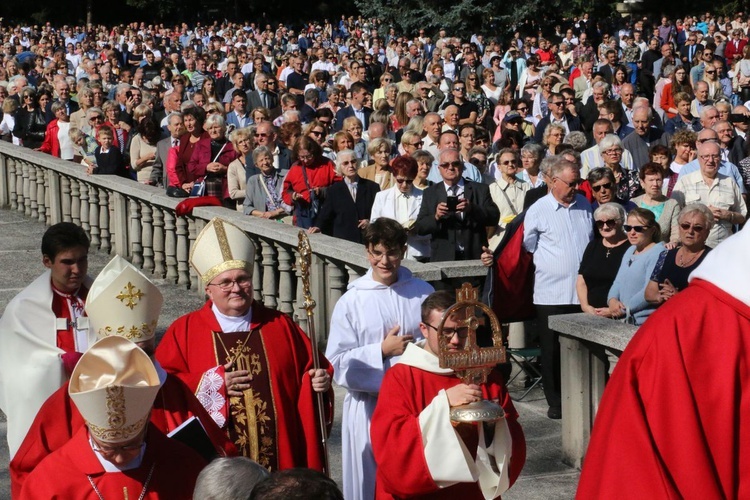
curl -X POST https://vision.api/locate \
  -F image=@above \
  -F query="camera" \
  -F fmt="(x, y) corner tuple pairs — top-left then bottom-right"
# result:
(446, 196), (459, 212)
(729, 113), (750, 124)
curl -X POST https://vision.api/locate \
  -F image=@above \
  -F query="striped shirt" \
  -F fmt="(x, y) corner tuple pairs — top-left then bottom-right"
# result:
(523, 193), (594, 305)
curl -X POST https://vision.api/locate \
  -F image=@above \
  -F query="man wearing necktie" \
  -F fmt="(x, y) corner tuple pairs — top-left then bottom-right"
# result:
(151, 112), (186, 188)
(415, 148), (499, 262)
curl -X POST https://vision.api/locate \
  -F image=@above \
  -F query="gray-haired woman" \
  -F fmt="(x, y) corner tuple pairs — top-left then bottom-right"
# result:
(577, 202), (630, 316)
(243, 145), (292, 220)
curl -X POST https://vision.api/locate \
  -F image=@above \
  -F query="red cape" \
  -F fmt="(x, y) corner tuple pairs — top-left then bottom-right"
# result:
(578, 279), (750, 498)
(10, 374), (235, 498)
(155, 301), (333, 472)
(19, 423), (206, 499)
(372, 364), (526, 499)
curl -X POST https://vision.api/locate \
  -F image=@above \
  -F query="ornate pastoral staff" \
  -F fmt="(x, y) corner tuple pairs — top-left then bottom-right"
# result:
(297, 231), (330, 476)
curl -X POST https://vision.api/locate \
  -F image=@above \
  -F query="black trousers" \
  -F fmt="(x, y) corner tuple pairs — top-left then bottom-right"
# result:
(534, 304), (582, 408)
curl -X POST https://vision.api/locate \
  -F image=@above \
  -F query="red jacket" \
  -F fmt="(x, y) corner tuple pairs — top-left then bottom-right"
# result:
(38, 119), (61, 158)
(186, 137), (238, 198)
(281, 159), (340, 206)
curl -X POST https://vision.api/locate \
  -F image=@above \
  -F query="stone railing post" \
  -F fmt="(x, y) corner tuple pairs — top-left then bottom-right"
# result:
(47, 171), (63, 224)
(164, 211), (178, 282)
(141, 203), (154, 273)
(152, 207), (166, 278)
(70, 178), (80, 225)
(130, 199), (143, 267)
(39, 169), (48, 224)
(175, 216), (190, 287)
(0, 153), (8, 207)
(28, 165), (38, 219)
(260, 239), (278, 309)
(88, 185), (100, 249)
(275, 243), (295, 315)
(8, 158), (18, 210)
(79, 183), (90, 235)
(111, 192), (129, 257)
(22, 161), (30, 216)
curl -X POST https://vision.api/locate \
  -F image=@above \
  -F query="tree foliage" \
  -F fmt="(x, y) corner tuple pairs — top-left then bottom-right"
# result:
(354, 0), (567, 37)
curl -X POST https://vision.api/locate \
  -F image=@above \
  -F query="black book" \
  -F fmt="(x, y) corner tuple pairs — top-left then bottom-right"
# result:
(167, 416), (218, 462)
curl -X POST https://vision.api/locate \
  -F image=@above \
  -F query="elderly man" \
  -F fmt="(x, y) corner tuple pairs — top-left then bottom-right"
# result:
(421, 112), (443, 159)
(676, 128), (746, 193)
(247, 73), (279, 112)
(152, 112), (186, 188)
(21, 336), (206, 498)
(573, 60), (594, 100)
(672, 141), (746, 247)
(244, 121), (292, 179)
(0, 223), (91, 458)
(371, 290), (526, 499)
(416, 147), (499, 262)
(622, 107), (672, 169)
(416, 81), (445, 113)
(326, 218), (434, 500)
(581, 119), (635, 176)
(523, 158), (593, 419)
(157, 218), (333, 470)
(45, 78), (79, 122)
(691, 81), (715, 117)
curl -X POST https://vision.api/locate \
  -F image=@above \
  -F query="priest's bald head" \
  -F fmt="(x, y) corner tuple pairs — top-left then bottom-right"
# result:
(190, 218), (256, 317)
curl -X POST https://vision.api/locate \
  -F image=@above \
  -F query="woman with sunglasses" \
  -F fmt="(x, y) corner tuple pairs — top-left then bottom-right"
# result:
(578, 203), (629, 317)
(14, 88), (48, 149)
(645, 203), (713, 306)
(370, 155), (430, 260)
(607, 208), (666, 325)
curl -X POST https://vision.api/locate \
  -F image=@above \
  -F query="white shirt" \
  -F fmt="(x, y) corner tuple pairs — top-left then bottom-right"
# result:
(57, 121), (74, 160)
(523, 193), (593, 305)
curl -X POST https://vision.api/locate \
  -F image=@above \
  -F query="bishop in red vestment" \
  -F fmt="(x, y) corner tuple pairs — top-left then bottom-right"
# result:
(371, 291), (525, 499)
(20, 423), (206, 499)
(155, 217), (333, 472)
(578, 228), (750, 498)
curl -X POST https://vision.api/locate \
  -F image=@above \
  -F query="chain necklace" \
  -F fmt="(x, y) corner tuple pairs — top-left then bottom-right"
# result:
(87, 462), (155, 500)
(677, 247), (702, 267)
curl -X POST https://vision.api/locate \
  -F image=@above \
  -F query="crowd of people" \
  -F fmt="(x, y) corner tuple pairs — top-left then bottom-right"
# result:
(1, 9), (750, 498)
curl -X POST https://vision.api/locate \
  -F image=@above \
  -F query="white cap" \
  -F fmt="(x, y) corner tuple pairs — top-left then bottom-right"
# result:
(85, 255), (163, 345)
(190, 218), (256, 284)
(69, 336), (161, 443)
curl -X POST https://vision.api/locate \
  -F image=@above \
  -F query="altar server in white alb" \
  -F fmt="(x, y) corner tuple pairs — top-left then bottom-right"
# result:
(325, 218), (434, 500)
(0, 222), (92, 457)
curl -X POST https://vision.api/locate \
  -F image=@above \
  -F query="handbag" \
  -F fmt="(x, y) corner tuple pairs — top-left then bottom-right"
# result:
(293, 166), (320, 229)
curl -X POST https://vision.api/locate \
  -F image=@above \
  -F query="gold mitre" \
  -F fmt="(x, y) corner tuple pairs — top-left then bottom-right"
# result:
(69, 336), (161, 443)
(84, 255), (163, 345)
(190, 218), (256, 284)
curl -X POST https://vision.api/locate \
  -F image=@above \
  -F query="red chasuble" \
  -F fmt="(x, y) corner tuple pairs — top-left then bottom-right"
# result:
(155, 301), (333, 472)
(371, 365), (526, 499)
(19, 423), (206, 499)
(10, 375), (235, 498)
(578, 279), (750, 498)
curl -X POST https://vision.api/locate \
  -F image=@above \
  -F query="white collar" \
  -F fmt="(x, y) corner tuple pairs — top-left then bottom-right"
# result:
(397, 340), (455, 374)
(212, 303), (253, 332)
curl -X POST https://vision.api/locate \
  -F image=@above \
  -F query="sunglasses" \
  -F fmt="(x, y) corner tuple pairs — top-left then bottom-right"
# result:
(592, 182), (614, 192)
(679, 222), (705, 232)
(595, 219), (619, 228)
(554, 178), (581, 188)
(623, 224), (650, 233)
(454, 87), (465, 92)
(395, 178), (414, 184)
(439, 161), (463, 169)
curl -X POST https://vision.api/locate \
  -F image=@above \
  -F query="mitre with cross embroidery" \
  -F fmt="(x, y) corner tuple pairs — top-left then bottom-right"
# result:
(84, 255), (163, 345)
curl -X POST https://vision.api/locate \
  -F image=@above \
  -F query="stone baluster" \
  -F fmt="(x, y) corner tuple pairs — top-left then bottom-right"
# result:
(28, 165), (38, 219)
(0, 154), (8, 208)
(79, 183), (90, 235)
(130, 199), (143, 267)
(88, 185), (100, 249)
(164, 211), (178, 282)
(294, 259), (309, 332)
(22, 162), (31, 216)
(326, 259), (348, 330)
(141, 203), (154, 273)
(110, 192), (129, 257)
(187, 218), (198, 290)
(70, 178), (80, 225)
(60, 176), (72, 222)
(345, 264), (362, 285)
(152, 207), (166, 278)
(252, 237), (263, 303)
(275, 243), (295, 315)
(16, 161), (26, 213)
(39, 169), (48, 224)
(99, 190), (111, 254)
(8, 158), (17, 210)
(176, 216), (190, 287)
(261, 239), (278, 309)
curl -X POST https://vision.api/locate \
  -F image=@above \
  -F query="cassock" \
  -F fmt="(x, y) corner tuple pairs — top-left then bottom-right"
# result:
(155, 300), (332, 471)
(0, 269), (92, 457)
(325, 267), (434, 500)
(19, 423), (206, 499)
(577, 227), (750, 498)
(371, 341), (526, 499)
(10, 362), (236, 498)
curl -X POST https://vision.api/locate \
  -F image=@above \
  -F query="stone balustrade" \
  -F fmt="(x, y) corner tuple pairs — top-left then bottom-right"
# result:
(549, 313), (639, 469)
(0, 142), (488, 340)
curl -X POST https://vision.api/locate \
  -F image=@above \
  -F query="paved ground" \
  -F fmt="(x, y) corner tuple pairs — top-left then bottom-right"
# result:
(0, 208), (578, 498)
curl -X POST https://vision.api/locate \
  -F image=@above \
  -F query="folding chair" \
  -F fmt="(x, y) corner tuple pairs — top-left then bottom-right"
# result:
(506, 347), (542, 401)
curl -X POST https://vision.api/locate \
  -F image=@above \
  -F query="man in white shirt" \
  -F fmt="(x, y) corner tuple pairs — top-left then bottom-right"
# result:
(523, 157), (593, 420)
